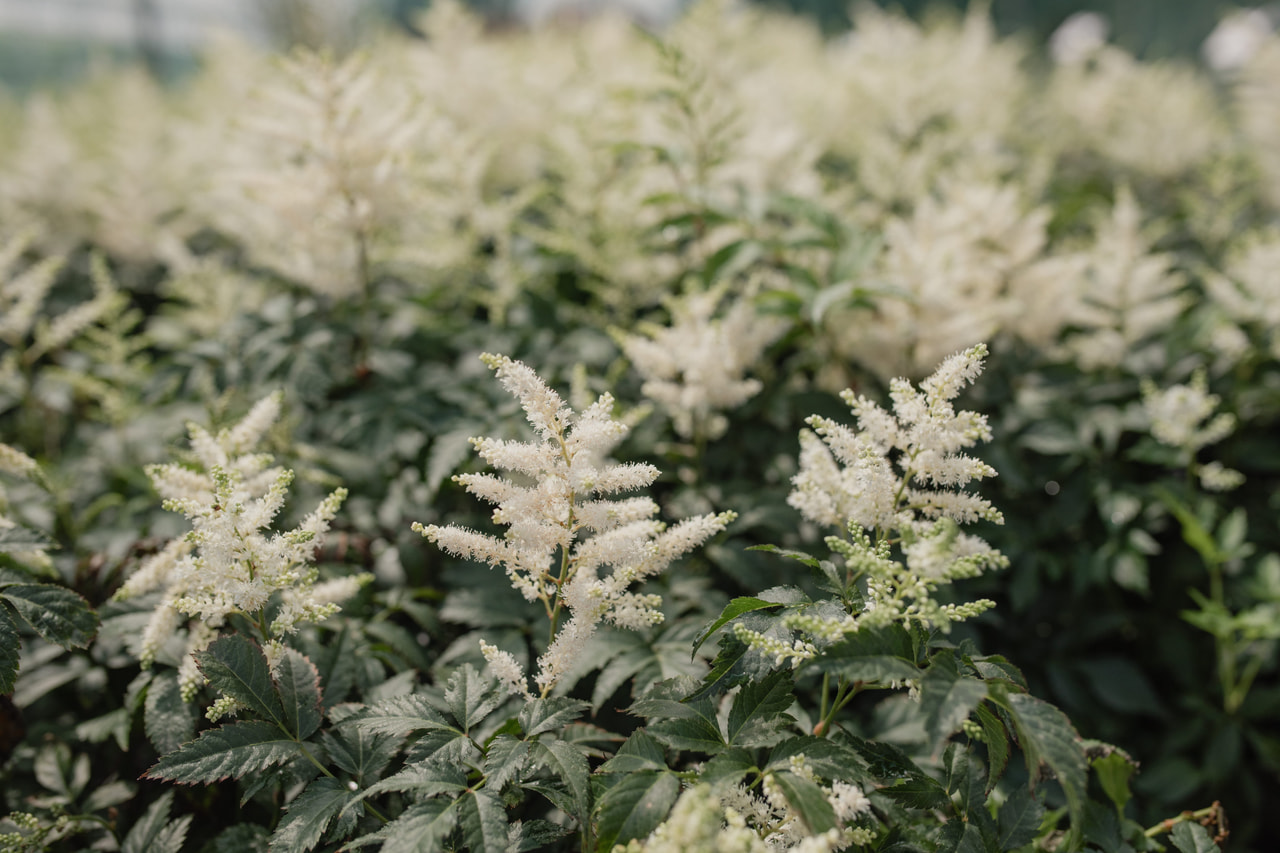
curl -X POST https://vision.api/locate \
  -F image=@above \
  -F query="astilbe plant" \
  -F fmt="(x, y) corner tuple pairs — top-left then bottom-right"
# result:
(113, 393), (359, 707)
(612, 344), (1217, 853)
(415, 353), (736, 698)
(785, 343), (1006, 638)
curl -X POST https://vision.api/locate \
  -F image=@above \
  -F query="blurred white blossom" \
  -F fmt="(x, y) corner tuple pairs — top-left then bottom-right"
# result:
(1204, 9), (1274, 72)
(619, 285), (786, 440)
(1049, 12), (1109, 65)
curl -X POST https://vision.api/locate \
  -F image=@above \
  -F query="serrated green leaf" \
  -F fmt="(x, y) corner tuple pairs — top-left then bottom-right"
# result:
(406, 728), (480, 768)
(975, 702), (1010, 793)
(2, 583), (97, 648)
(350, 799), (459, 853)
(628, 679), (711, 720)
(144, 720), (304, 783)
(509, 819), (574, 852)
(145, 672), (197, 755)
(0, 527), (51, 554)
(149, 818), (194, 853)
(594, 771), (679, 852)
(1170, 820), (1220, 853)
(314, 622), (357, 708)
(766, 738), (864, 781)
(275, 648), (323, 740)
(425, 427), (476, 499)
(532, 739), (591, 825)
(321, 726), (399, 784)
(691, 596), (786, 656)
(879, 774), (951, 810)
(592, 645), (651, 711)
(82, 779), (132, 813)
(972, 656), (1027, 690)
(687, 616), (787, 703)
(598, 730), (668, 774)
(648, 715), (725, 753)
(364, 619), (431, 671)
(954, 822), (990, 853)
(944, 744), (986, 820)
(120, 788), (176, 850)
(483, 735), (530, 792)
(519, 697), (589, 738)
(746, 545), (823, 569)
(921, 655), (988, 756)
(1092, 751), (1136, 814)
(727, 670), (795, 747)
(0, 603), (19, 693)
(842, 734), (919, 779)
(269, 777), (360, 853)
(700, 748), (756, 786)
(360, 760), (468, 800)
(812, 623), (918, 684)
(345, 694), (455, 736)
(205, 825), (269, 853)
(34, 741), (87, 798)
(196, 634), (286, 727)
(75, 708), (131, 750)
(123, 793), (189, 853)
(459, 790), (508, 853)
(445, 664), (502, 732)
(1001, 693), (1087, 830)
(771, 771), (838, 834)
(997, 785), (1044, 851)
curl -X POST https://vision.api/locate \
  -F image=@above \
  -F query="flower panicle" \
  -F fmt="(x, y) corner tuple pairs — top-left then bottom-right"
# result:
(122, 394), (357, 704)
(418, 354), (735, 695)
(789, 345), (1006, 633)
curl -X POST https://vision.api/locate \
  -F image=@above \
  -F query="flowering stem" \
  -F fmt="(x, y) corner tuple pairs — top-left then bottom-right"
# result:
(815, 677), (862, 737)
(1143, 803), (1224, 839)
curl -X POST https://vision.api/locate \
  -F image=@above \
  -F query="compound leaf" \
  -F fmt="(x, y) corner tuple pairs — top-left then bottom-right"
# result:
(144, 720), (304, 784)
(2, 583), (98, 649)
(594, 771), (679, 852)
(196, 635), (285, 728)
(275, 648), (323, 740)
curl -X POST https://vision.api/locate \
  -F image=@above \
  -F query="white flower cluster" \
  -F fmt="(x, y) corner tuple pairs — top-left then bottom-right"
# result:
(1204, 232), (1280, 362)
(619, 285), (787, 441)
(0, 233), (121, 384)
(791, 343), (1001, 532)
(0, 442), (52, 574)
(788, 344), (1005, 632)
(617, 772), (874, 853)
(1059, 187), (1189, 373)
(1141, 371), (1244, 491)
(114, 393), (358, 698)
(415, 354), (735, 697)
(733, 622), (817, 669)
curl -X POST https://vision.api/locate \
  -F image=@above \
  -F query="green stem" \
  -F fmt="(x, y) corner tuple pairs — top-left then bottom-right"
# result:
(816, 677), (862, 737)
(1143, 804), (1222, 838)
(817, 673), (830, 733)
(1205, 560), (1240, 714)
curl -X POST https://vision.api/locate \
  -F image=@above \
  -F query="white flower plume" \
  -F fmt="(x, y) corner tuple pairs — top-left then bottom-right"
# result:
(619, 285), (787, 440)
(416, 353), (735, 697)
(115, 393), (354, 699)
(788, 344), (1006, 632)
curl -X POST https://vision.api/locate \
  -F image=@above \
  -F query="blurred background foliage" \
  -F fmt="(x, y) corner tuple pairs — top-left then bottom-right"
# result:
(0, 0), (1249, 93)
(3, 0), (1280, 849)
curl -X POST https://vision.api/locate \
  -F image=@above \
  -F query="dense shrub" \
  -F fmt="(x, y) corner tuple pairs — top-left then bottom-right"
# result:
(1, 3), (1277, 851)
